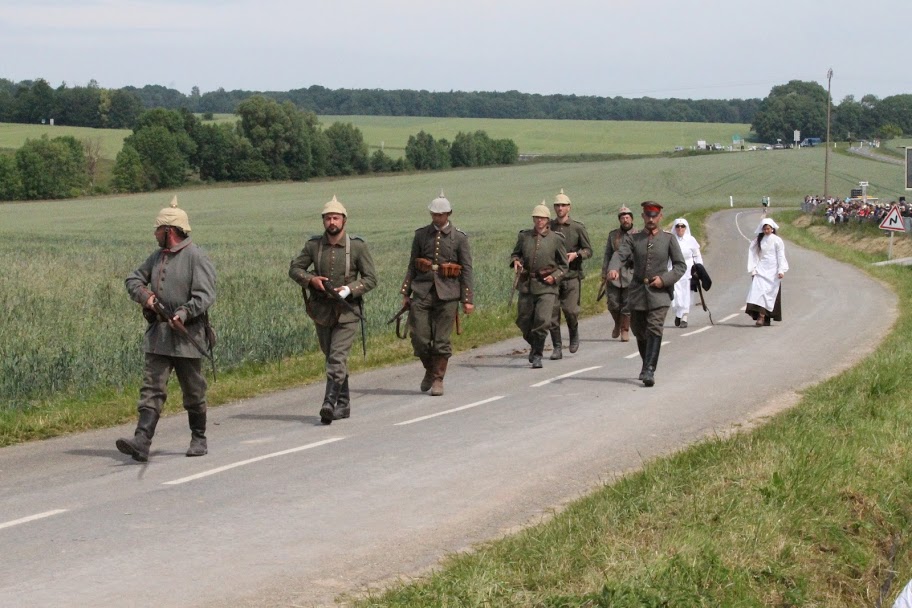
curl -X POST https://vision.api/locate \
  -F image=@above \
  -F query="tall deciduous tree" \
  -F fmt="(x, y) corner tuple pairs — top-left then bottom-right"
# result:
(15, 135), (88, 199)
(235, 96), (316, 180)
(751, 80), (828, 144)
(323, 122), (369, 176)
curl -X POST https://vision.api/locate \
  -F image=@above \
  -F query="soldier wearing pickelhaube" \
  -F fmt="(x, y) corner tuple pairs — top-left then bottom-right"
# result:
(548, 188), (592, 359)
(510, 202), (569, 368)
(601, 205), (638, 342)
(119, 196), (217, 462)
(289, 195), (377, 424)
(607, 201), (685, 387)
(399, 191), (474, 395)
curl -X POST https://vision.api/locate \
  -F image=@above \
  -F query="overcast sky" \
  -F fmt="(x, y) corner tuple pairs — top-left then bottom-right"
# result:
(1, 0), (907, 103)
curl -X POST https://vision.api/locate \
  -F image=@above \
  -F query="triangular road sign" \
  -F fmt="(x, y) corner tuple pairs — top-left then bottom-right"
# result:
(879, 205), (906, 232)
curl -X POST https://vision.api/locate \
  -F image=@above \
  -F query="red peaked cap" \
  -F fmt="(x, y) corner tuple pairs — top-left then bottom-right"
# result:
(641, 202), (663, 214)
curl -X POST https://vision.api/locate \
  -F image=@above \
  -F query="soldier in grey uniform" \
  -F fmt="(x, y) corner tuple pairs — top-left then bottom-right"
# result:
(119, 196), (217, 462)
(607, 201), (685, 387)
(601, 205), (637, 342)
(511, 202), (568, 369)
(548, 189), (592, 359)
(289, 196), (377, 424)
(400, 191), (474, 396)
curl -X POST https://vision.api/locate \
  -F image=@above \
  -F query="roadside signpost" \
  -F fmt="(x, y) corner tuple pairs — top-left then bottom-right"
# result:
(879, 204), (906, 260)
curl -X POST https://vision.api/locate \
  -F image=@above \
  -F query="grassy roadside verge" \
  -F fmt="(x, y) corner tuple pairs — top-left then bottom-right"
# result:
(347, 210), (912, 607)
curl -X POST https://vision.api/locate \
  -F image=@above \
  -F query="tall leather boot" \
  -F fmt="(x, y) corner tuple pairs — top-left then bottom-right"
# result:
(568, 320), (580, 353)
(549, 327), (563, 360)
(642, 335), (662, 387)
(319, 379), (342, 425)
(419, 356), (434, 392)
(431, 357), (448, 396)
(186, 411), (208, 457)
(637, 337), (648, 381)
(116, 409), (159, 462)
(334, 376), (351, 419)
(610, 311), (621, 339)
(620, 315), (631, 342)
(531, 335), (545, 369)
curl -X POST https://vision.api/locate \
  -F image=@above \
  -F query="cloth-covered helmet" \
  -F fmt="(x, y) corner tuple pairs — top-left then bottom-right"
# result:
(321, 195), (347, 217)
(532, 201), (551, 219)
(154, 195), (191, 233)
(428, 189), (452, 213)
(553, 188), (571, 206)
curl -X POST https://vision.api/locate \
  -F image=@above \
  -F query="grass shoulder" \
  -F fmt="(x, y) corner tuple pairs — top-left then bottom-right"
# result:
(346, 210), (912, 608)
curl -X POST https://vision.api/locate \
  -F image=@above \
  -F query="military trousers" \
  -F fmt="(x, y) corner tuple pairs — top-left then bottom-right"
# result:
(409, 291), (458, 359)
(630, 306), (670, 340)
(551, 277), (581, 328)
(606, 285), (631, 316)
(138, 352), (207, 415)
(316, 320), (358, 384)
(516, 292), (557, 344)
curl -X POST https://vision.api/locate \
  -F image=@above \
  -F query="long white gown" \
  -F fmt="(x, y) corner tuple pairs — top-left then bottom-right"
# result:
(746, 233), (788, 313)
(670, 218), (702, 320)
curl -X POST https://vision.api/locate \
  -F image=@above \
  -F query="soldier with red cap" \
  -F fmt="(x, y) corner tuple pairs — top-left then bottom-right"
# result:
(606, 201), (686, 387)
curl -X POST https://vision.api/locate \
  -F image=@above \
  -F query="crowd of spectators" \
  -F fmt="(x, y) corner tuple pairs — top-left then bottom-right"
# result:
(802, 194), (910, 227)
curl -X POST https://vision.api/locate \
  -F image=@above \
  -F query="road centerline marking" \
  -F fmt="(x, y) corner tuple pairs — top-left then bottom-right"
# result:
(0, 509), (68, 531)
(682, 326), (712, 336)
(531, 366), (602, 388)
(395, 396), (504, 426)
(719, 313), (740, 323)
(163, 437), (345, 486)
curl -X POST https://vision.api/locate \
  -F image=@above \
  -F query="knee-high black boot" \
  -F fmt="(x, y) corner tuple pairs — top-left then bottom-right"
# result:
(186, 411), (207, 457)
(549, 327), (563, 360)
(116, 409), (159, 462)
(319, 379), (342, 425)
(637, 337), (648, 381)
(642, 335), (663, 387)
(334, 376), (351, 419)
(567, 319), (580, 353)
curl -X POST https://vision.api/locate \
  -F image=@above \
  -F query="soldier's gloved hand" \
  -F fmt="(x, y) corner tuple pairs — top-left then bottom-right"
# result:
(336, 285), (352, 299)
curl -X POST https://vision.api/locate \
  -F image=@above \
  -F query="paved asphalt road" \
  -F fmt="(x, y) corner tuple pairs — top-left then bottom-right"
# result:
(0, 209), (896, 607)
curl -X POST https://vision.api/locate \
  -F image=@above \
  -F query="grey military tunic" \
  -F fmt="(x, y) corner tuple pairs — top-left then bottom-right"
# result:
(125, 237), (216, 413)
(549, 217), (592, 325)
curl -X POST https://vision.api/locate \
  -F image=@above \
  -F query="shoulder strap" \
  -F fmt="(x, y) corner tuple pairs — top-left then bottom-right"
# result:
(345, 234), (352, 282)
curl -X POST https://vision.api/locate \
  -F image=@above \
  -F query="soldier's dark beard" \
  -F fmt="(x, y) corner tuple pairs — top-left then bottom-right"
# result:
(326, 225), (342, 236)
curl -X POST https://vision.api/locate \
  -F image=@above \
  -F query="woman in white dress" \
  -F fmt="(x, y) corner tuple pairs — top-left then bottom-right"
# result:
(745, 218), (789, 327)
(670, 218), (702, 328)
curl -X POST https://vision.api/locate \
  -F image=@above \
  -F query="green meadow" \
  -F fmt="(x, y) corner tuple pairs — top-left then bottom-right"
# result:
(0, 122), (130, 160)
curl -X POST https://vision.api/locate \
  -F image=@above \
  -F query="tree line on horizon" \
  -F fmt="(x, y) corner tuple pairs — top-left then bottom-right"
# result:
(0, 95), (519, 201)
(2, 76), (910, 144)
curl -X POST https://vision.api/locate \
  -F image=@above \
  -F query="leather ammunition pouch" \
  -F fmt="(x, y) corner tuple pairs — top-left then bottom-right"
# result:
(416, 257), (462, 278)
(439, 262), (462, 278)
(536, 265), (556, 279)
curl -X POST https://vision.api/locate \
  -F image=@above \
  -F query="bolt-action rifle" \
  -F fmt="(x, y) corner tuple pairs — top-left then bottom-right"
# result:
(150, 297), (217, 380)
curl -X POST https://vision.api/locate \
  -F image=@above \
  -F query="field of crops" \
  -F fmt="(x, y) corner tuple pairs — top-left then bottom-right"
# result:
(0, 142), (905, 410)
(0, 116), (753, 161)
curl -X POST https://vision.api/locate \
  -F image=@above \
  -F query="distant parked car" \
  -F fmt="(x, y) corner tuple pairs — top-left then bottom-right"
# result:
(772, 143), (785, 149)
(800, 137), (822, 147)
(674, 146), (684, 152)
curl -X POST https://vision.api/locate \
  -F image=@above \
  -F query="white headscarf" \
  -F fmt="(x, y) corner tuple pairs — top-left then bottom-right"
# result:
(672, 217), (691, 238)
(755, 218), (779, 233)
